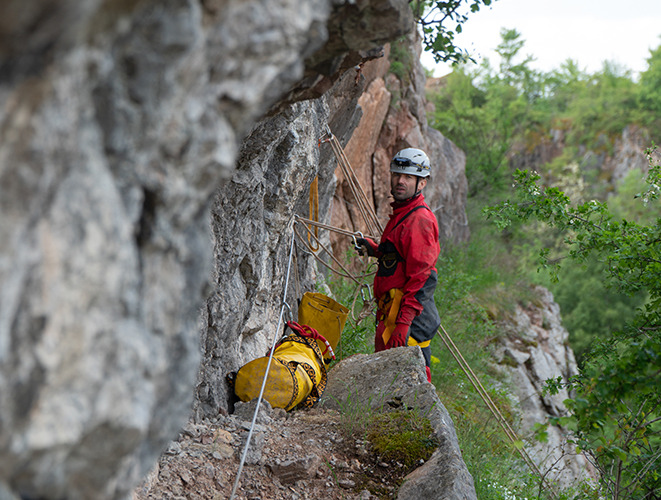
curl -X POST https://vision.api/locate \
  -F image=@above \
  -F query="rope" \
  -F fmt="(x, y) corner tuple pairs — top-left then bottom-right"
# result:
(293, 219), (365, 285)
(320, 126), (554, 493)
(296, 216), (379, 242)
(436, 324), (559, 499)
(229, 223), (297, 500)
(308, 176), (320, 251)
(349, 283), (374, 323)
(294, 216), (376, 324)
(321, 127), (384, 237)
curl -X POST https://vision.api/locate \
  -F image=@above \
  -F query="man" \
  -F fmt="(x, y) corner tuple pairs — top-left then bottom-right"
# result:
(357, 148), (441, 383)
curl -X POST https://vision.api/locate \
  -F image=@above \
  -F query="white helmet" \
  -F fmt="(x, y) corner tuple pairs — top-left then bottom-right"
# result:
(390, 148), (431, 178)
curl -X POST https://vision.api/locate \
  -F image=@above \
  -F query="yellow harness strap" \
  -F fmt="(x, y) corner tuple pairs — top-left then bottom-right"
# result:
(378, 288), (404, 345)
(378, 288), (431, 348)
(407, 336), (431, 348)
(307, 176), (319, 251)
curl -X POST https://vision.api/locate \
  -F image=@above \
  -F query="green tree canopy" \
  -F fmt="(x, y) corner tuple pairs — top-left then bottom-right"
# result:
(412, 0), (497, 64)
(485, 157), (661, 499)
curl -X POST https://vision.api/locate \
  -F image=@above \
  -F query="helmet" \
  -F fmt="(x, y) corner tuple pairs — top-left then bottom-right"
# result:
(390, 148), (431, 178)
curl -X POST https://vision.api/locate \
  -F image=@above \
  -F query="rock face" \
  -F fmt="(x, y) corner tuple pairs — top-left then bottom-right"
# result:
(509, 124), (660, 195)
(0, 0), (432, 498)
(322, 347), (478, 500)
(493, 286), (596, 488)
(0, 0), (474, 498)
(331, 33), (469, 261)
(193, 80), (362, 419)
(194, 28), (470, 420)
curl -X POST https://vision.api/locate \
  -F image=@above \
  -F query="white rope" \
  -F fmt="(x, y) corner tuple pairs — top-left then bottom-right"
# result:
(229, 222), (297, 500)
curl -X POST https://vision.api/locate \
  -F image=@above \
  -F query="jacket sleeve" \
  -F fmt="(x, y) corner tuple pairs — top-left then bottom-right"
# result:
(394, 212), (439, 326)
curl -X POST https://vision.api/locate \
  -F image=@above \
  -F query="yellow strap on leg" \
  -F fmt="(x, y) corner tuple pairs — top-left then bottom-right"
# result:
(380, 289), (404, 345)
(307, 176), (319, 251)
(407, 336), (431, 348)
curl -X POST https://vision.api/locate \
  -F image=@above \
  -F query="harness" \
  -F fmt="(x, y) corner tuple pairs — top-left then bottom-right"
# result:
(377, 205), (431, 276)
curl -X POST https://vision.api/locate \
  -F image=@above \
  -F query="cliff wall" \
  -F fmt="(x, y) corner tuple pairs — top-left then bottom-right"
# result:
(493, 286), (596, 489)
(0, 1), (469, 498)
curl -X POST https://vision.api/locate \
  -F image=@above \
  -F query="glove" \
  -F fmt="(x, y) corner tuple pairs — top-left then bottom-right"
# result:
(356, 237), (377, 257)
(386, 323), (409, 349)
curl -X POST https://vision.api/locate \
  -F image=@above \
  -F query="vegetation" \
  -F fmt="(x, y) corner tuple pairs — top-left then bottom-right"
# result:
(366, 409), (439, 467)
(486, 163), (661, 499)
(429, 28), (660, 359)
(426, 27), (661, 500)
(332, 385), (440, 497)
(411, 0), (497, 65)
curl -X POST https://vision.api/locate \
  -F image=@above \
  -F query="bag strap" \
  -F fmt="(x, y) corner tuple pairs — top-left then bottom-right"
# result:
(284, 321), (329, 408)
(286, 321), (335, 360)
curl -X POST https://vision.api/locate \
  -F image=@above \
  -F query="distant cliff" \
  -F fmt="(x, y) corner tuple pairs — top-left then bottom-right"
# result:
(493, 286), (597, 488)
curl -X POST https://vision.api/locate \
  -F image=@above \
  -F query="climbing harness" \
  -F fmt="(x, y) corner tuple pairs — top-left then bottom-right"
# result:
(377, 288), (404, 346)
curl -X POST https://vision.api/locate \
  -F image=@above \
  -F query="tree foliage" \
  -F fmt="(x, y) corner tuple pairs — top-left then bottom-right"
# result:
(411, 0), (496, 64)
(639, 38), (661, 125)
(425, 27), (661, 498)
(484, 153), (661, 499)
(429, 29), (661, 352)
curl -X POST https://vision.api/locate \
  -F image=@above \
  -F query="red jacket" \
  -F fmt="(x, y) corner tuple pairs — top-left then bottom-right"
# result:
(371, 193), (441, 343)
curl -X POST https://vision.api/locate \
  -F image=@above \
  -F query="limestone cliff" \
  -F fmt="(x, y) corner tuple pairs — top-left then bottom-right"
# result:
(0, 0), (470, 499)
(194, 27), (470, 420)
(493, 286), (596, 489)
(509, 124), (660, 196)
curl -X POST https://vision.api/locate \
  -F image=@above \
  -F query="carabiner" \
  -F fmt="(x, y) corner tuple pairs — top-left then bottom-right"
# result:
(352, 231), (364, 251)
(360, 284), (372, 302)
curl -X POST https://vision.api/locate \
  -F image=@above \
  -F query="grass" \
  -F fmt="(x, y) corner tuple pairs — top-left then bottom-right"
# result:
(366, 409), (438, 467)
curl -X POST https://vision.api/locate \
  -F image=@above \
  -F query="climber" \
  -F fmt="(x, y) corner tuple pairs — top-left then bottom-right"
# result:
(356, 148), (441, 383)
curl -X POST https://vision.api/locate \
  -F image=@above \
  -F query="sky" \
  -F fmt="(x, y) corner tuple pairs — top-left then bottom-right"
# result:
(422, 0), (661, 79)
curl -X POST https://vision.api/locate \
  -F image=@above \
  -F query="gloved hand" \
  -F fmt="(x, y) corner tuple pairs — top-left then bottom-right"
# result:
(386, 323), (409, 349)
(356, 237), (377, 257)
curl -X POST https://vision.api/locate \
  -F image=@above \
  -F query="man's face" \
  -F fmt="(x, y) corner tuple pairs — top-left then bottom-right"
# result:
(391, 172), (427, 201)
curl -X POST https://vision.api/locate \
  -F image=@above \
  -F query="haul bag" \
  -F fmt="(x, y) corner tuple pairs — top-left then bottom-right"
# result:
(297, 292), (349, 362)
(234, 322), (327, 411)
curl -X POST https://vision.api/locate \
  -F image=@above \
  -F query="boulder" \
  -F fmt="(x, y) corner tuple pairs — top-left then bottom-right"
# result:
(322, 347), (478, 500)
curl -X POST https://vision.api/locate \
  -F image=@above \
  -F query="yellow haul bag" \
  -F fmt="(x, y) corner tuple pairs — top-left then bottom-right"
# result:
(234, 322), (328, 411)
(297, 292), (349, 361)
